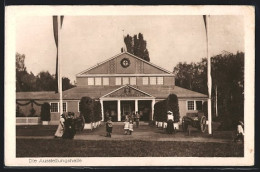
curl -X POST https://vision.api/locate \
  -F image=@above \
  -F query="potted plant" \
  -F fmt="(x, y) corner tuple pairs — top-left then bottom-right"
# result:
(41, 102), (51, 125)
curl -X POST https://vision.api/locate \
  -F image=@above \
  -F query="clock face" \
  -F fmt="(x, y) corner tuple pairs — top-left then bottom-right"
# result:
(121, 58), (130, 68)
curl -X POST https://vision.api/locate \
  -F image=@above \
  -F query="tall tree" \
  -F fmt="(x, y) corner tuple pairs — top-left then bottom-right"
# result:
(123, 33), (150, 62)
(16, 52), (75, 92)
(62, 77), (75, 91)
(16, 53), (36, 91)
(173, 52), (244, 129)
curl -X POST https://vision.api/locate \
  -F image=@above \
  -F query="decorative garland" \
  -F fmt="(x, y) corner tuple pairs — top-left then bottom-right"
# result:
(16, 100), (45, 107)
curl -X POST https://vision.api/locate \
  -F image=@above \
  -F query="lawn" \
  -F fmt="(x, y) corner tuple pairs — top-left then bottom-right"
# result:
(16, 124), (243, 157)
(16, 139), (243, 157)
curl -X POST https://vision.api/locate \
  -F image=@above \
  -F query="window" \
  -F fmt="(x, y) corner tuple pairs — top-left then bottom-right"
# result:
(103, 77), (109, 85)
(50, 102), (66, 112)
(130, 77), (136, 85)
(123, 77), (129, 85)
(50, 103), (58, 112)
(78, 101), (81, 112)
(187, 101), (195, 110)
(88, 78), (94, 85)
(149, 77), (156, 85)
(187, 100), (203, 111)
(62, 102), (67, 112)
(95, 77), (102, 85)
(157, 77), (164, 85)
(116, 77), (121, 85)
(143, 77), (148, 85)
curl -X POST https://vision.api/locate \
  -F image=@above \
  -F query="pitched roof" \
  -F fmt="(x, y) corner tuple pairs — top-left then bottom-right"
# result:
(77, 52), (173, 76)
(16, 85), (207, 100)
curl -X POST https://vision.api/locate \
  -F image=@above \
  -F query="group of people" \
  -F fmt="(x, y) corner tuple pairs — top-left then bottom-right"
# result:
(123, 111), (141, 135)
(54, 112), (76, 139)
(105, 111), (141, 137)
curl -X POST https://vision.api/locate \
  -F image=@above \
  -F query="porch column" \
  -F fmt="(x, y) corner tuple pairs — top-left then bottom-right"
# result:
(135, 99), (138, 113)
(151, 99), (155, 120)
(100, 100), (104, 121)
(117, 100), (121, 121)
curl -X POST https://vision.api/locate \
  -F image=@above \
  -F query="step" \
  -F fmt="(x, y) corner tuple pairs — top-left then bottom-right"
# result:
(112, 121), (150, 125)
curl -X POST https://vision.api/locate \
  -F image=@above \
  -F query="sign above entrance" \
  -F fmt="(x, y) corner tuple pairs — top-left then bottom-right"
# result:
(102, 85), (154, 98)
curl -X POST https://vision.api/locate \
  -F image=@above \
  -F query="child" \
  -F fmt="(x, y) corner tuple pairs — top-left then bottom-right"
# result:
(135, 111), (140, 128)
(234, 120), (244, 142)
(106, 117), (113, 137)
(128, 119), (134, 135)
(124, 118), (129, 135)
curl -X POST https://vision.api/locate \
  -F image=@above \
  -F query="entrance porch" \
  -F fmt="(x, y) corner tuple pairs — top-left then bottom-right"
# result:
(100, 99), (156, 122)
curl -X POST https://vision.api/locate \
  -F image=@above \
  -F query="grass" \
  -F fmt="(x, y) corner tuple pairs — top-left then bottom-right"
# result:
(16, 124), (242, 157)
(16, 139), (243, 157)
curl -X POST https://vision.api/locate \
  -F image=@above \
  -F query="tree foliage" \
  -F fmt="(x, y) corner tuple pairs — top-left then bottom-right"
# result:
(154, 94), (180, 122)
(16, 53), (75, 92)
(79, 97), (102, 123)
(123, 33), (150, 62)
(173, 51), (244, 129)
(166, 94), (180, 122)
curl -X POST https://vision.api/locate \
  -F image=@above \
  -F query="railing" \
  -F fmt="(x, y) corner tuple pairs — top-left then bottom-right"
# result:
(16, 117), (41, 125)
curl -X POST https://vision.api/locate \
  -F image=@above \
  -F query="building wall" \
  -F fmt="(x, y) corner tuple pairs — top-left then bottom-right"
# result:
(81, 53), (171, 75)
(16, 100), (46, 117)
(17, 100), (81, 123)
(77, 76), (174, 87)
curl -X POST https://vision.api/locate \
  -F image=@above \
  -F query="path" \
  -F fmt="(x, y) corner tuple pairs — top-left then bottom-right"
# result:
(16, 124), (234, 143)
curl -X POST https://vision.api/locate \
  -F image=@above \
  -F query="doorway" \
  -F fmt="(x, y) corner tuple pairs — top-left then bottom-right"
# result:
(103, 101), (117, 121)
(121, 101), (134, 121)
(138, 100), (152, 121)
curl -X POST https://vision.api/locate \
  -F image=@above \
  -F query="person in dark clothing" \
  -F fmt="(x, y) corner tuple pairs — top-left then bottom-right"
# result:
(166, 120), (174, 134)
(62, 112), (76, 139)
(106, 117), (113, 137)
(166, 111), (174, 134)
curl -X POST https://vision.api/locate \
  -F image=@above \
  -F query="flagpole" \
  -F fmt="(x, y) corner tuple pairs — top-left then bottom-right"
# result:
(204, 15), (212, 134)
(58, 16), (63, 117)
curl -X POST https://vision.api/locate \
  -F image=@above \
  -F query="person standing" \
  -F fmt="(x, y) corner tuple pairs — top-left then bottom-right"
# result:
(135, 111), (140, 128)
(54, 113), (66, 138)
(62, 112), (76, 139)
(106, 117), (113, 138)
(234, 120), (244, 142)
(124, 118), (129, 135)
(166, 111), (174, 134)
(128, 119), (134, 135)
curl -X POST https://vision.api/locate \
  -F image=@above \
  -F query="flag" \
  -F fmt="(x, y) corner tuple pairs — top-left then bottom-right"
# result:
(53, 16), (64, 93)
(203, 15), (212, 99)
(203, 15), (212, 134)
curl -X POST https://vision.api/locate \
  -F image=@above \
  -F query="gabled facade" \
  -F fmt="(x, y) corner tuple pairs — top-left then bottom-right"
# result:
(76, 52), (175, 87)
(16, 52), (207, 124)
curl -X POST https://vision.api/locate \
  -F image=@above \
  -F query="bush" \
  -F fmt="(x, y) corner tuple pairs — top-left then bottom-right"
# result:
(41, 103), (51, 121)
(154, 100), (167, 122)
(166, 94), (180, 122)
(93, 101), (102, 122)
(79, 97), (94, 123)
(154, 94), (180, 122)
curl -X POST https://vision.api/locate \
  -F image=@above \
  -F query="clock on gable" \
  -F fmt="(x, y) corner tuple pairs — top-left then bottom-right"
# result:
(120, 58), (130, 68)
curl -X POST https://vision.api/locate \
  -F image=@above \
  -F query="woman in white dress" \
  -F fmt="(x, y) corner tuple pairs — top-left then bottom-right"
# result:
(54, 114), (66, 138)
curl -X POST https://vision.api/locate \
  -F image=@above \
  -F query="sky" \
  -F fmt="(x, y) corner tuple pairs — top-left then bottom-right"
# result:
(16, 15), (244, 83)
